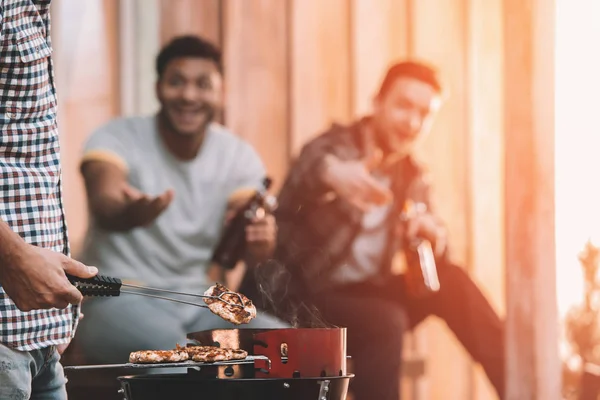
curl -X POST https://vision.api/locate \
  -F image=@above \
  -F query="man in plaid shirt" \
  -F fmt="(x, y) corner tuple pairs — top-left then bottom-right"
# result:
(0, 1), (98, 398)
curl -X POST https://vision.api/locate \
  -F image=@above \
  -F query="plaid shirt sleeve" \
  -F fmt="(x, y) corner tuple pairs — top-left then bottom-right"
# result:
(0, 0), (79, 351)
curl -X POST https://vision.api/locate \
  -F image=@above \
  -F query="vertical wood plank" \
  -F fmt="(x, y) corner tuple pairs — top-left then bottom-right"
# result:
(222, 0), (289, 190)
(350, 0), (409, 117)
(51, 0), (121, 254)
(411, 0), (469, 267)
(466, 0), (505, 398)
(159, 0), (222, 45)
(350, 2), (427, 398)
(289, 0), (352, 154)
(466, 0), (505, 316)
(504, 0), (560, 397)
(122, 0), (161, 116)
(409, 0), (472, 398)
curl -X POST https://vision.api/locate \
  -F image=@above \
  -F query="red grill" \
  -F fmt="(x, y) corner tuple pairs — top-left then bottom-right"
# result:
(68, 328), (353, 400)
(187, 328), (347, 379)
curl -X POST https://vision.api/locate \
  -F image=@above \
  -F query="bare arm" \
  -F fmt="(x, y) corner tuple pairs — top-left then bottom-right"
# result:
(81, 160), (135, 231)
(81, 160), (173, 231)
(403, 174), (450, 260)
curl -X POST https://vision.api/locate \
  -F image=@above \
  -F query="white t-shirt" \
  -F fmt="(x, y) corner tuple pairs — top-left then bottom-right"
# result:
(78, 116), (265, 291)
(330, 174), (393, 284)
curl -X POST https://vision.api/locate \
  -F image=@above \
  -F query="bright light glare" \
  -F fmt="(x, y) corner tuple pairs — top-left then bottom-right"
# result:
(555, 0), (600, 319)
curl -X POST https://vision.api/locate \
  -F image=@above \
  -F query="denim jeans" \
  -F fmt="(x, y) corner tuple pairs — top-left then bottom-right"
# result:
(0, 344), (67, 400)
(310, 262), (505, 400)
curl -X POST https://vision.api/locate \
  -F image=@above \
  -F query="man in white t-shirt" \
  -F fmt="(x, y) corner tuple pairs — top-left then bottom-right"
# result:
(75, 35), (286, 364)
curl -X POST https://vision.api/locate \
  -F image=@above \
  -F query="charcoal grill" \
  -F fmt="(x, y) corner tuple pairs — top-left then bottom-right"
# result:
(65, 275), (352, 399)
(65, 328), (353, 400)
(117, 374), (351, 400)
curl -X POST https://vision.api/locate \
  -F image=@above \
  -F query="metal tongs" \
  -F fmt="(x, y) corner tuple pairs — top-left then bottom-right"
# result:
(67, 274), (245, 309)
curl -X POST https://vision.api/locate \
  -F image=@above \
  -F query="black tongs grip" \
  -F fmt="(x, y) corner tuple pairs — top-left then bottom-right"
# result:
(67, 274), (245, 309)
(67, 274), (122, 297)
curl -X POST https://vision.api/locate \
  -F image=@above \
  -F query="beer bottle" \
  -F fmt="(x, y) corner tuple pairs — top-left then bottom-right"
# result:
(211, 178), (275, 270)
(400, 199), (441, 297)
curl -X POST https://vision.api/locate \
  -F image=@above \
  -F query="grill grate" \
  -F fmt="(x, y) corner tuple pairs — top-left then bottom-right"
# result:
(63, 355), (270, 371)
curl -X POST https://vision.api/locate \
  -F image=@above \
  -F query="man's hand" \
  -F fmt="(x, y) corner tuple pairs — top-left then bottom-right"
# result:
(322, 154), (393, 211)
(57, 341), (70, 355)
(0, 244), (98, 312)
(121, 186), (174, 228)
(246, 213), (277, 262)
(81, 160), (174, 231)
(403, 212), (447, 257)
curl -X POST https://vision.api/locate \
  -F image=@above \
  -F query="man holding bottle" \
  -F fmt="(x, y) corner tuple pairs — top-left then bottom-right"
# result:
(252, 61), (505, 400)
(75, 35), (286, 366)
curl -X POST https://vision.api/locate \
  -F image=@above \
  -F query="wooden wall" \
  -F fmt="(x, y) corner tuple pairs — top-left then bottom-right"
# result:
(50, 0), (121, 253)
(49, 0), (560, 398)
(160, 1), (506, 399)
(504, 0), (560, 397)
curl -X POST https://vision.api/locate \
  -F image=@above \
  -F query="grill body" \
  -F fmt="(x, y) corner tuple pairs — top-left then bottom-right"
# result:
(117, 328), (352, 400)
(118, 374), (352, 400)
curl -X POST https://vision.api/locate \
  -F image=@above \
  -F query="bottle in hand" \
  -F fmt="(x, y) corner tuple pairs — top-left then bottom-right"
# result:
(400, 199), (441, 298)
(211, 178), (275, 270)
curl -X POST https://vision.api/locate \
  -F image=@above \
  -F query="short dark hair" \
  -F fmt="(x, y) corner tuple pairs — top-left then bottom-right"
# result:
(377, 60), (443, 98)
(156, 35), (222, 79)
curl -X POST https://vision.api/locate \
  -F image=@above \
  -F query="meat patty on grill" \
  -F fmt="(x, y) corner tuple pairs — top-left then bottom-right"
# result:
(180, 345), (248, 362)
(128, 349), (189, 364)
(203, 283), (256, 325)
(129, 343), (249, 364)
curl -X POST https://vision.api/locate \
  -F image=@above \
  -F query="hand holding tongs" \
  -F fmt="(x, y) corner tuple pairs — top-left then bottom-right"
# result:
(66, 274), (245, 309)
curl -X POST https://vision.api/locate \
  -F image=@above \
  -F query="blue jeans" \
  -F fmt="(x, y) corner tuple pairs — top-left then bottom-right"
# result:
(0, 344), (67, 400)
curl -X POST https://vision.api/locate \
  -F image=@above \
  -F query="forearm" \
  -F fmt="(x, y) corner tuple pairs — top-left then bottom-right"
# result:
(320, 154), (341, 192)
(81, 160), (136, 231)
(0, 219), (26, 273)
(428, 215), (450, 263)
(89, 186), (136, 231)
(244, 248), (274, 268)
(91, 198), (133, 231)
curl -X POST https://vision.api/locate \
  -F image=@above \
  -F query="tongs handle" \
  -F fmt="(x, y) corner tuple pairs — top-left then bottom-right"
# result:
(67, 274), (122, 297)
(67, 274), (244, 310)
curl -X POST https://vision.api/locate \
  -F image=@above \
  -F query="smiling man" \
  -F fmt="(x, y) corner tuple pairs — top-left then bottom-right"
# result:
(74, 35), (286, 365)
(253, 61), (505, 400)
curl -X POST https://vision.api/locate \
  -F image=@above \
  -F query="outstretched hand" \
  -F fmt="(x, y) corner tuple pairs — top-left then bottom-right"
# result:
(323, 152), (393, 211)
(121, 186), (174, 227)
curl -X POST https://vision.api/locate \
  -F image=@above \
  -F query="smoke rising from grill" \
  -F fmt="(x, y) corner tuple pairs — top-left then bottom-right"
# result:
(252, 260), (331, 329)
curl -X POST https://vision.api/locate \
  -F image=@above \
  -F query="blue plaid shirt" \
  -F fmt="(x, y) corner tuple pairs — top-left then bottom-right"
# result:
(0, 0), (78, 351)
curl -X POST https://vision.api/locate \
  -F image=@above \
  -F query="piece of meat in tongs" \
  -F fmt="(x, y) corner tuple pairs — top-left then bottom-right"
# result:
(66, 274), (245, 309)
